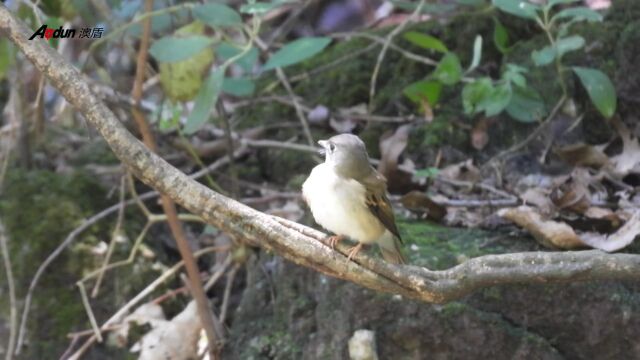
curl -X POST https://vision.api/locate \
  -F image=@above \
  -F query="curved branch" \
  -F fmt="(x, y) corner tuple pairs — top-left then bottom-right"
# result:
(1, 5), (639, 308)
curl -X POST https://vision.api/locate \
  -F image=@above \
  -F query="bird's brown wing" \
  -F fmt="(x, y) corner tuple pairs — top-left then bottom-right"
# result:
(359, 169), (402, 241)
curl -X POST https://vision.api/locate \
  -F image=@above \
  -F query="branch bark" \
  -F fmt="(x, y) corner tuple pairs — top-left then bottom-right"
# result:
(1, 4), (639, 312)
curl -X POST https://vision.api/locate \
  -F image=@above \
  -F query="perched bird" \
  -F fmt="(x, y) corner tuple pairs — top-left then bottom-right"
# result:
(302, 134), (406, 264)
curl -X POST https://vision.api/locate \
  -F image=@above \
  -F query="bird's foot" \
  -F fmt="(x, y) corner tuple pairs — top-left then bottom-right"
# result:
(326, 235), (346, 249)
(346, 243), (363, 262)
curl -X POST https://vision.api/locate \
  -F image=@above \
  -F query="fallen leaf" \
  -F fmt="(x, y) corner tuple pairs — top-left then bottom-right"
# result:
(132, 301), (202, 360)
(400, 190), (447, 221)
(580, 210), (640, 252)
(471, 118), (490, 150)
(609, 118), (640, 177)
(555, 143), (609, 168)
(437, 159), (481, 183)
(520, 188), (554, 216)
(498, 206), (584, 249)
(378, 124), (414, 192)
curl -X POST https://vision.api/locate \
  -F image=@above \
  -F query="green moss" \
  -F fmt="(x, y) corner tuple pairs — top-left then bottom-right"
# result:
(399, 219), (539, 270)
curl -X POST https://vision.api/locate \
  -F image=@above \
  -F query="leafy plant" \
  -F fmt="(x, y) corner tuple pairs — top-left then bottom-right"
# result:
(492, 0), (616, 118)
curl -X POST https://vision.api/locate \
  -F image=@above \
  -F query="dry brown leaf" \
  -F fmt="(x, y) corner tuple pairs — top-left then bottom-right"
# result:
(580, 210), (640, 252)
(471, 118), (490, 150)
(498, 206), (584, 249)
(520, 188), (555, 216)
(437, 159), (481, 183)
(609, 118), (640, 177)
(132, 301), (202, 360)
(378, 124), (415, 192)
(400, 190), (447, 221)
(555, 143), (609, 168)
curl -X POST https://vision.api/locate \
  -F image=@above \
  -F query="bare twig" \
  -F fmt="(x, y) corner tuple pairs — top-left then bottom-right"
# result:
(487, 96), (566, 164)
(0, 219), (17, 360)
(76, 283), (103, 343)
(67, 246), (222, 360)
(368, 0), (428, 111)
(15, 152), (236, 354)
(219, 263), (240, 325)
(92, 173), (127, 297)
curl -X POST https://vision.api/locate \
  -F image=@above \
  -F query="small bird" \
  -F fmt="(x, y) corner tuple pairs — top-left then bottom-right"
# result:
(302, 134), (406, 264)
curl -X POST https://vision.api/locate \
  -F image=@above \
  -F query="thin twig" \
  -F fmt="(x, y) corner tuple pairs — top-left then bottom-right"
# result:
(487, 96), (566, 164)
(92, 173), (127, 297)
(66, 246), (221, 360)
(0, 220), (17, 360)
(369, 0), (428, 112)
(76, 282), (103, 343)
(15, 152), (236, 354)
(219, 263), (240, 325)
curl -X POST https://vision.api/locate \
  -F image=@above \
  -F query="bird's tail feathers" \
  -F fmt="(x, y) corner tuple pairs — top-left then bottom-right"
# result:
(378, 231), (406, 264)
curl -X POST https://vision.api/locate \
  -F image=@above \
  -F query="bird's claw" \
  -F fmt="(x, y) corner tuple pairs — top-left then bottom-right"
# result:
(346, 243), (363, 262)
(326, 235), (345, 249)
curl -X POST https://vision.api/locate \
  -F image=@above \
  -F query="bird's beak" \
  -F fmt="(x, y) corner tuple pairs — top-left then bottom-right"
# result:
(317, 140), (328, 155)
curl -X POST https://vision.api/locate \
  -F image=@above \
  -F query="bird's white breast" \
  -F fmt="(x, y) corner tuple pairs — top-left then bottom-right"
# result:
(302, 163), (385, 243)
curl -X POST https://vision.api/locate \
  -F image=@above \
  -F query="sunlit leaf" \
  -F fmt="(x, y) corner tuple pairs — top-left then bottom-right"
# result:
(467, 35), (483, 72)
(532, 35), (584, 66)
(150, 36), (213, 63)
(263, 37), (331, 70)
(492, 0), (539, 19)
(403, 31), (448, 53)
(462, 78), (493, 115)
(552, 7), (603, 23)
(403, 80), (443, 105)
(572, 67), (616, 118)
(433, 52), (462, 85)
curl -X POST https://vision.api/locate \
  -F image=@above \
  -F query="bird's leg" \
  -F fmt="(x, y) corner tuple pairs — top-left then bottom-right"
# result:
(346, 243), (363, 262)
(326, 234), (346, 249)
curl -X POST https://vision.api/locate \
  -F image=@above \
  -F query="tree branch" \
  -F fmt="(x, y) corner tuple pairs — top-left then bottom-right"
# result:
(1, 5), (639, 312)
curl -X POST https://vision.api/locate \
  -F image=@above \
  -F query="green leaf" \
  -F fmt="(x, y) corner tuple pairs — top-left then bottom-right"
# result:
(556, 35), (585, 56)
(531, 35), (584, 66)
(462, 78), (493, 114)
(184, 68), (225, 134)
(403, 31), (448, 53)
(222, 77), (255, 96)
(467, 35), (483, 73)
(193, 3), (242, 27)
(506, 86), (546, 122)
(572, 67), (616, 118)
(531, 45), (556, 66)
(216, 43), (258, 72)
(503, 63), (528, 88)
(150, 36), (213, 63)
(552, 7), (603, 23)
(403, 80), (443, 105)
(546, 0), (580, 9)
(493, 18), (510, 53)
(0, 39), (15, 81)
(414, 167), (440, 178)
(482, 83), (512, 116)
(240, 1), (284, 14)
(456, 0), (486, 5)
(433, 52), (462, 85)
(263, 37), (331, 70)
(492, 0), (539, 19)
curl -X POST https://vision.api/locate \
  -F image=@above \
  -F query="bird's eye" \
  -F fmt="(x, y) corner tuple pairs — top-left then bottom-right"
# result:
(329, 143), (336, 152)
